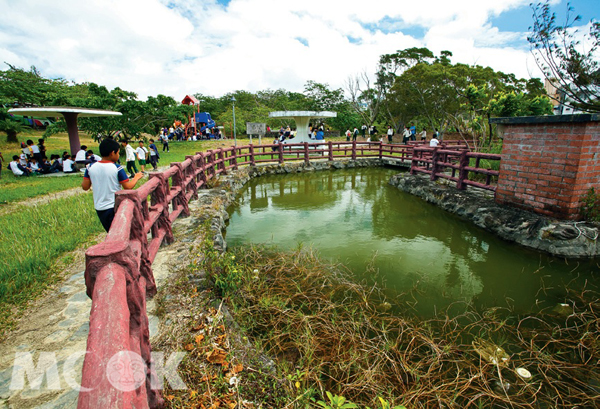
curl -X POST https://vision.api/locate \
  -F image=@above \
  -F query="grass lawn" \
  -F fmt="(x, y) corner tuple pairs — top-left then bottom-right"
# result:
(0, 193), (104, 335)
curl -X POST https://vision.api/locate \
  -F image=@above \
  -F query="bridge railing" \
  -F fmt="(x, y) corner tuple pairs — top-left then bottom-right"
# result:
(78, 141), (496, 409)
(410, 146), (501, 191)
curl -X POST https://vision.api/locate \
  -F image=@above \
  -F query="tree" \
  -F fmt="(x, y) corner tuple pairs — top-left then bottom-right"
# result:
(0, 118), (23, 143)
(528, 1), (600, 112)
(0, 64), (51, 106)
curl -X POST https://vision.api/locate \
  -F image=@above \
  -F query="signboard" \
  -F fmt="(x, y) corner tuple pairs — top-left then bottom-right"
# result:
(246, 122), (266, 135)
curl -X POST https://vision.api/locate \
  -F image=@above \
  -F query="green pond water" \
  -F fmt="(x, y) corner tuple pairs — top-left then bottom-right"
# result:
(225, 167), (599, 316)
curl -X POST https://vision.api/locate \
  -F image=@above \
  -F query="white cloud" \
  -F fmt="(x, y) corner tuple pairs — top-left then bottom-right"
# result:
(0, 0), (569, 101)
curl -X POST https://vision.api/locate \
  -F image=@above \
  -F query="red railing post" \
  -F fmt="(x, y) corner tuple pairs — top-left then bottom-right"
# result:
(378, 141), (383, 159)
(198, 153), (207, 187)
(278, 142), (284, 164)
(410, 147), (418, 174)
(430, 147), (439, 181)
(185, 156), (199, 201)
(149, 172), (174, 245)
(232, 147), (238, 170)
(80, 192), (161, 409)
(217, 149), (226, 175)
(457, 150), (469, 190)
(249, 144), (256, 166)
(351, 140), (357, 160)
(170, 163), (190, 217)
(304, 142), (309, 165)
(328, 141), (333, 161)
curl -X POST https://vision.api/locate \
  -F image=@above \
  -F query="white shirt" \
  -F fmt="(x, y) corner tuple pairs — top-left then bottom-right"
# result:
(84, 161), (129, 211)
(30, 145), (40, 154)
(19, 153), (27, 166)
(420, 130), (427, 139)
(75, 149), (87, 161)
(387, 128), (393, 136)
(63, 159), (75, 172)
(430, 138), (440, 147)
(9, 161), (24, 176)
(136, 147), (148, 160)
(125, 144), (136, 162)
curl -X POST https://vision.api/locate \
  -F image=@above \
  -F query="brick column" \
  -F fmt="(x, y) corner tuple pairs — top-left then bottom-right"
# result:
(491, 114), (600, 219)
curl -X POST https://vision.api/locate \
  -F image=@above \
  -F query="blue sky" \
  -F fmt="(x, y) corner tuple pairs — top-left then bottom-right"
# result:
(0, 0), (597, 99)
(492, 0), (597, 35)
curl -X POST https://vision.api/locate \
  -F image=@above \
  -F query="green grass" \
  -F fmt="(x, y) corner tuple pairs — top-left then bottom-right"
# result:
(0, 193), (103, 322)
(0, 173), (83, 203)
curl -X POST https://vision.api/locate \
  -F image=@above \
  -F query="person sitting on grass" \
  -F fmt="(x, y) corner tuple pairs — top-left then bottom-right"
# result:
(82, 139), (143, 232)
(29, 158), (41, 174)
(75, 145), (91, 165)
(63, 154), (77, 173)
(8, 155), (31, 176)
(49, 155), (62, 173)
(87, 150), (101, 163)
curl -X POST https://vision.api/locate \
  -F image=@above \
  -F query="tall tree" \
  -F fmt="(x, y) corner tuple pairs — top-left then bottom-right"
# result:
(528, 1), (600, 112)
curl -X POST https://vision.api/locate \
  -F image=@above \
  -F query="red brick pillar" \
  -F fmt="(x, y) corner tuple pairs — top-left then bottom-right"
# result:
(491, 114), (600, 220)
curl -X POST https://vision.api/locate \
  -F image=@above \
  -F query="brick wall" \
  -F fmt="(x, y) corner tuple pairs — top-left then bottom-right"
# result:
(491, 114), (600, 220)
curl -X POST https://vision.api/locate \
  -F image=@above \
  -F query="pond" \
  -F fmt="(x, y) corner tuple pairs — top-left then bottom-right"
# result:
(225, 167), (599, 316)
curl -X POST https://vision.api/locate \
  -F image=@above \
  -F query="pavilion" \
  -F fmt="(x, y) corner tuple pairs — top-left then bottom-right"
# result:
(8, 107), (122, 155)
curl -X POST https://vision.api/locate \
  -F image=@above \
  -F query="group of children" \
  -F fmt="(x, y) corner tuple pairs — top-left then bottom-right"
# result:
(121, 139), (160, 177)
(4, 139), (102, 177)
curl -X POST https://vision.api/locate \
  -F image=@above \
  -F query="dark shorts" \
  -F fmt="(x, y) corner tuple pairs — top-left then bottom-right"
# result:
(96, 208), (115, 232)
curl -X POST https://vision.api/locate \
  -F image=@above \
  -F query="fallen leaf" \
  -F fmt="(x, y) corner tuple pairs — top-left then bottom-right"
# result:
(195, 334), (205, 344)
(165, 395), (175, 401)
(232, 363), (243, 374)
(184, 343), (194, 351)
(206, 348), (227, 364)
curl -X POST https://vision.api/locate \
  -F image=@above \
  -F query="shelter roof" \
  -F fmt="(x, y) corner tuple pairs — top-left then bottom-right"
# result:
(8, 107), (122, 118)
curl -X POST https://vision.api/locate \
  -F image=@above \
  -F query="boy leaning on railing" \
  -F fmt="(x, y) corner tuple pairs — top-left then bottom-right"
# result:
(81, 139), (143, 232)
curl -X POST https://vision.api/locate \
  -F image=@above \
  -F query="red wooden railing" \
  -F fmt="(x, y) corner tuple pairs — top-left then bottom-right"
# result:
(410, 145), (501, 191)
(77, 140), (494, 408)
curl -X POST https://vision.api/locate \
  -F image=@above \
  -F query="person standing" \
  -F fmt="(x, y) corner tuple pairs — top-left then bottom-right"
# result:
(82, 139), (143, 232)
(352, 127), (358, 141)
(136, 141), (148, 173)
(361, 124), (367, 138)
(121, 140), (138, 178)
(420, 128), (427, 141)
(387, 126), (394, 143)
(402, 126), (411, 144)
(345, 129), (351, 141)
(148, 139), (160, 170)
(409, 123), (416, 141)
(161, 131), (170, 152)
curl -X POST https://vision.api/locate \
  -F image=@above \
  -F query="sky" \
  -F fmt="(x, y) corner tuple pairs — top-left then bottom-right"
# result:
(0, 0), (597, 101)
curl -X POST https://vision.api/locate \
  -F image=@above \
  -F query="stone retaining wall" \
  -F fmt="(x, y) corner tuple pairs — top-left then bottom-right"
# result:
(390, 172), (600, 258)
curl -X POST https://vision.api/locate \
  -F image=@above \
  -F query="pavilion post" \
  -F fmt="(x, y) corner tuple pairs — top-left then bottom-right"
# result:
(63, 112), (81, 156)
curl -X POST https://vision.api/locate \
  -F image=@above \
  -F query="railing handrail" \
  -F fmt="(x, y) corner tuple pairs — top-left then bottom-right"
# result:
(78, 140), (501, 408)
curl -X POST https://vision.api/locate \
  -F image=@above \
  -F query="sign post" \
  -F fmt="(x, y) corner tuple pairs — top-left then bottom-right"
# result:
(246, 122), (266, 145)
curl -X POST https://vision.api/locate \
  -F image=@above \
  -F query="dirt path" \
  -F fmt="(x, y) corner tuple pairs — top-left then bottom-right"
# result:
(0, 192), (203, 408)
